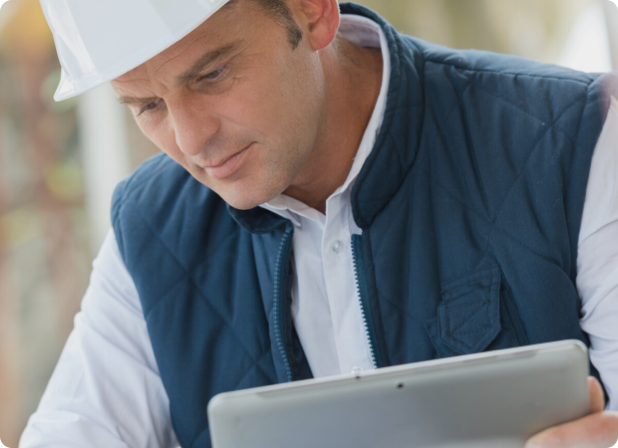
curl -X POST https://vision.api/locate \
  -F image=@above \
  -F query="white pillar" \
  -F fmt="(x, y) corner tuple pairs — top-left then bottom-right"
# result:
(604, 0), (618, 70)
(78, 83), (131, 254)
(559, 0), (613, 72)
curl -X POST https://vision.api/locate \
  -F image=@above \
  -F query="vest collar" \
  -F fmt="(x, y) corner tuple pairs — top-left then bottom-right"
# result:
(227, 204), (291, 234)
(343, 3), (424, 229)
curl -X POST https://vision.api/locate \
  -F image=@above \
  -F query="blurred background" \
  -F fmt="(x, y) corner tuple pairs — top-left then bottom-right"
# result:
(0, 0), (615, 445)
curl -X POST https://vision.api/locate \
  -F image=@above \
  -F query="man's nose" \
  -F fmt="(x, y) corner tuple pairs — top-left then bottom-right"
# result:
(167, 97), (219, 157)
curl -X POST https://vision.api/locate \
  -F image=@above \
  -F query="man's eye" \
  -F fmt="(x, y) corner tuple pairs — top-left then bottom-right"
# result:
(137, 99), (162, 116)
(198, 66), (227, 82)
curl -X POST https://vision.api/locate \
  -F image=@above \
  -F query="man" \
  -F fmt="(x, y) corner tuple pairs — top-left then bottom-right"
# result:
(20, 0), (618, 446)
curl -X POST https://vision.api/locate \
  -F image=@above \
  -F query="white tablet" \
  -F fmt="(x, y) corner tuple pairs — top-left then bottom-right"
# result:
(208, 340), (590, 448)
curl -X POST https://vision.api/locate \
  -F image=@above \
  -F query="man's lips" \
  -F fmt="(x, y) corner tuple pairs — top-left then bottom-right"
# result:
(202, 143), (254, 180)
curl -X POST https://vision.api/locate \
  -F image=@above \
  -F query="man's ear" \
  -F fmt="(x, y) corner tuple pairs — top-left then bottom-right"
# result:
(293, 0), (340, 51)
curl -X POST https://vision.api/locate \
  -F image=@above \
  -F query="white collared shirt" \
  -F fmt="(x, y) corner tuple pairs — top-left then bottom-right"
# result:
(260, 14), (390, 378)
(19, 16), (618, 448)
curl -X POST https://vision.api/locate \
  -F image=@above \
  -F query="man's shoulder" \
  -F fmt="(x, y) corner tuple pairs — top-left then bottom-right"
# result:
(112, 153), (190, 206)
(394, 33), (618, 148)
(110, 153), (229, 256)
(112, 153), (223, 211)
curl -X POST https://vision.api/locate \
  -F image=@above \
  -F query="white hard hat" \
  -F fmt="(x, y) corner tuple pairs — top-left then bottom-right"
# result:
(40, 0), (230, 101)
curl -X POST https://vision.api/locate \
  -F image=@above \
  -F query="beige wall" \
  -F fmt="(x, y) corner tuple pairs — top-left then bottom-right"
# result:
(358, 0), (593, 63)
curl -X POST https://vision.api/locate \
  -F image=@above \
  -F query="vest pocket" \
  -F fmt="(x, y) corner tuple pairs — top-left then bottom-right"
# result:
(427, 264), (525, 358)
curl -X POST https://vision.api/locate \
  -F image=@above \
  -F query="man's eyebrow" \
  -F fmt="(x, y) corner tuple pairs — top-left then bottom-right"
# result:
(176, 40), (243, 85)
(117, 95), (158, 105)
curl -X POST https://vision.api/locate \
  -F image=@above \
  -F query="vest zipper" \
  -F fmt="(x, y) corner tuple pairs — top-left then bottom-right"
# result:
(351, 234), (382, 369)
(274, 225), (294, 382)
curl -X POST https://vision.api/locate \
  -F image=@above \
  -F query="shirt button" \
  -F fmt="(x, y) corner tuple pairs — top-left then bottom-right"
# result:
(332, 240), (344, 254)
(350, 366), (365, 375)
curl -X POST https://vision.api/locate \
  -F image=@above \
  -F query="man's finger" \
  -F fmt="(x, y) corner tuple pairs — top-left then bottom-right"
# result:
(524, 377), (616, 448)
(590, 377), (606, 414)
(524, 411), (618, 448)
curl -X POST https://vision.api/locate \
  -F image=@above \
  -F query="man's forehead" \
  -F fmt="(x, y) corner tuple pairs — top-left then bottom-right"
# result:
(116, 37), (242, 82)
(113, 37), (243, 104)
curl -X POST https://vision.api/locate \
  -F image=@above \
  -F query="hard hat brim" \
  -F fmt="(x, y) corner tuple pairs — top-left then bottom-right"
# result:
(45, 0), (231, 102)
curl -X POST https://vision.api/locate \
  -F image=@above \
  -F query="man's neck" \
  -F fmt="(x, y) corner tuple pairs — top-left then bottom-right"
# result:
(282, 35), (384, 214)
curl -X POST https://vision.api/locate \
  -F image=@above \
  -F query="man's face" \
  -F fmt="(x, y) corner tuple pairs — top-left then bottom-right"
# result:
(112, 1), (326, 210)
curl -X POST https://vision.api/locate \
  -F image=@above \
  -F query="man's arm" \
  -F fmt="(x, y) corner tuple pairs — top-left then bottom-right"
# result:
(19, 231), (177, 448)
(525, 96), (618, 447)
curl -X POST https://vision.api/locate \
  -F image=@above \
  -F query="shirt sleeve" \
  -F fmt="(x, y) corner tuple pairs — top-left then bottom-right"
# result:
(19, 230), (178, 448)
(578, 96), (618, 411)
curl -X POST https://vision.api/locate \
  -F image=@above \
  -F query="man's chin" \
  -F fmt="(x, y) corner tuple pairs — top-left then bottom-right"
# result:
(216, 189), (275, 211)
(226, 201), (261, 211)
(204, 176), (288, 211)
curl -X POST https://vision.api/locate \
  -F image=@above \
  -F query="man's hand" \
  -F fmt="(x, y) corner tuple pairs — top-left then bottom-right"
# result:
(525, 377), (618, 448)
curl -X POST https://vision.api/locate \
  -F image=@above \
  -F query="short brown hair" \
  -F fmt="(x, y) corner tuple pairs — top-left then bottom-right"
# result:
(251, 0), (304, 49)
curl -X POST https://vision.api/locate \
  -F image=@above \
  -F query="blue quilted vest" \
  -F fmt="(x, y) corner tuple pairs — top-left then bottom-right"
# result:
(111, 4), (616, 447)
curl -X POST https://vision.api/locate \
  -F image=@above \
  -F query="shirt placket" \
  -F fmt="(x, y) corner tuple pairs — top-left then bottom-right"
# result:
(322, 194), (375, 375)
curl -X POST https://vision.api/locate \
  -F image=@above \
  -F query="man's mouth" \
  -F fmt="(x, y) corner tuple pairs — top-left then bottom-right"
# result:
(203, 143), (254, 180)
